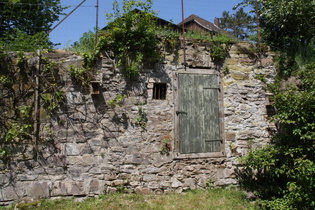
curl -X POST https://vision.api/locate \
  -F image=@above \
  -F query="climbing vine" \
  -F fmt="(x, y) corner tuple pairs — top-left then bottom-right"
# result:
(0, 51), (65, 168)
(100, 0), (161, 79)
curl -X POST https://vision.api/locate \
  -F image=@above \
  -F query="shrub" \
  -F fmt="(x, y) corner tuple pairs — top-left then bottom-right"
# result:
(239, 64), (315, 209)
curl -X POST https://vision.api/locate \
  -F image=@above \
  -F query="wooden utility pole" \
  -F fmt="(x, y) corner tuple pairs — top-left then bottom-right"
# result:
(34, 50), (41, 159)
(95, 0), (99, 48)
(255, 0), (262, 67)
(255, 0), (261, 44)
(181, 0), (186, 69)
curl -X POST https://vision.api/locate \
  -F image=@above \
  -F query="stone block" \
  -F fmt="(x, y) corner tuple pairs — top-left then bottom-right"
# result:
(81, 144), (94, 154)
(185, 166), (194, 171)
(152, 154), (173, 167)
(26, 182), (51, 198)
(64, 143), (80, 156)
(58, 129), (75, 139)
(69, 112), (86, 121)
(183, 178), (196, 189)
(89, 167), (101, 175)
(125, 153), (150, 165)
(225, 58), (238, 65)
(17, 174), (38, 181)
(160, 181), (171, 188)
(230, 72), (249, 80)
(143, 174), (156, 182)
(148, 181), (160, 189)
(125, 97), (147, 105)
(112, 180), (124, 186)
(0, 186), (24, 201)
(51, 181), (67, 196)
(88, 180), (104, 194)
(170, 177), (183, 188)
(222, 78), (235, 88)
(66, 92), (84, 104)
(197, 176), (207, 188)
(68, 168), (82, 180)
(130, 181), (141, 187)
(0, 174), (9, 185)
(84, 131), (100, 140)
(106, 187), (117, 194)
(239, 58), (255, 65)
(68, 182), (85, 196)
(134, 187), (152, 195)
(225, 132), (236, 141)
(141, 167), (159, 174)
(52, 181), (84, 196)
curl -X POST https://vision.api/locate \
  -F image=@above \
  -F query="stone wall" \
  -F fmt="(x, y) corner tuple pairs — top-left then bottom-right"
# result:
(0, 41), (275, 204)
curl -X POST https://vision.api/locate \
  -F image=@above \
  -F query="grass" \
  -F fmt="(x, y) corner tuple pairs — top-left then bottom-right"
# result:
(2, 188), (258, 210)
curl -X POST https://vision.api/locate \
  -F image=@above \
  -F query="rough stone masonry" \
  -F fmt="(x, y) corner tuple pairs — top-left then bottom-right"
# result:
(0, 40), (276, 204)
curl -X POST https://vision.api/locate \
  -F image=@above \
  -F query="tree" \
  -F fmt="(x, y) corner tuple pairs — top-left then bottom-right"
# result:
(0, 0), (65, 51)
(64, 31), (96, 54)
(220, 8), (255, 40)
(237, 0), (315, 57)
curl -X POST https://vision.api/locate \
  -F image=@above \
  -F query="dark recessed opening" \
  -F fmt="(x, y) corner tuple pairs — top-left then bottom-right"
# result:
(153, 83), (167, 100)
(266, 105), (276, 117)
(91, 82), (100, 95)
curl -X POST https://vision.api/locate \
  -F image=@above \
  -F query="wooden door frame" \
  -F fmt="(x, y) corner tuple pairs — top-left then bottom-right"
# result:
(173, 69), (226, 159)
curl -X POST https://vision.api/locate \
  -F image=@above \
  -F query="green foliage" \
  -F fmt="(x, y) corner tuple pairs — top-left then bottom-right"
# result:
(239, 65), (315, 209)
(223, 66), (230, 76)
(108, 94), (126, 108)
(220, 7), (255, 40)
(15, 200), (40, 209)
(211, 34), (233, 43)
(2, 188), (257, 210)
(41, 91), (65, 112)
(0, 0), (65, 51)
(0, 30), (53, 52)
(160, 135), (172, 155)
(64, 31), (96, 54)
(254, 74), (267, 83)
(134, 106), (147, 130)
(0, 52), (65, 168)
(102, 0), (160, 79)
(157, 29), (180, 52)
(209, 34), (232, 64)
(236, 1), (315, 208)
(68, 64), (91, 87)
(238, 0), (315, 57)
(209, 43), (228, 63)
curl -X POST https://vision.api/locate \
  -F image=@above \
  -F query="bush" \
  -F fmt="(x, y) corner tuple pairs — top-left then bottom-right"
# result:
(239, 65), (315, 209)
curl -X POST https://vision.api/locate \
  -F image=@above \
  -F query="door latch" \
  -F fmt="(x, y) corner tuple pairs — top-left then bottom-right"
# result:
(176, 111), (187, 115)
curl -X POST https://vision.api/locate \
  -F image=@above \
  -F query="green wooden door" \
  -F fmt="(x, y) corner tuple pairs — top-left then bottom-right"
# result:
(178, 73), (221, 154)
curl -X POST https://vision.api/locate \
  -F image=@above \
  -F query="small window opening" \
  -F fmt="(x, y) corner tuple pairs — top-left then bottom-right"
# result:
(266, 105), (276, 117)
(91, 81), (100, 95)
(153, 83), (167, 100)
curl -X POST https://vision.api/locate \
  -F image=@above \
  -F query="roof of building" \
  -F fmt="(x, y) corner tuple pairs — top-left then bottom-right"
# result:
(178, 14), (226, 34)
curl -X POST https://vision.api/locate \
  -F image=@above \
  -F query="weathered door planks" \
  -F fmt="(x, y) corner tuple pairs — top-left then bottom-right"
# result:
(178, 73), (221, 153)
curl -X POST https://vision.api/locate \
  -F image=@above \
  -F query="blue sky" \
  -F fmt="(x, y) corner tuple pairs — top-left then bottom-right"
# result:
(49, 0), (246, 48)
